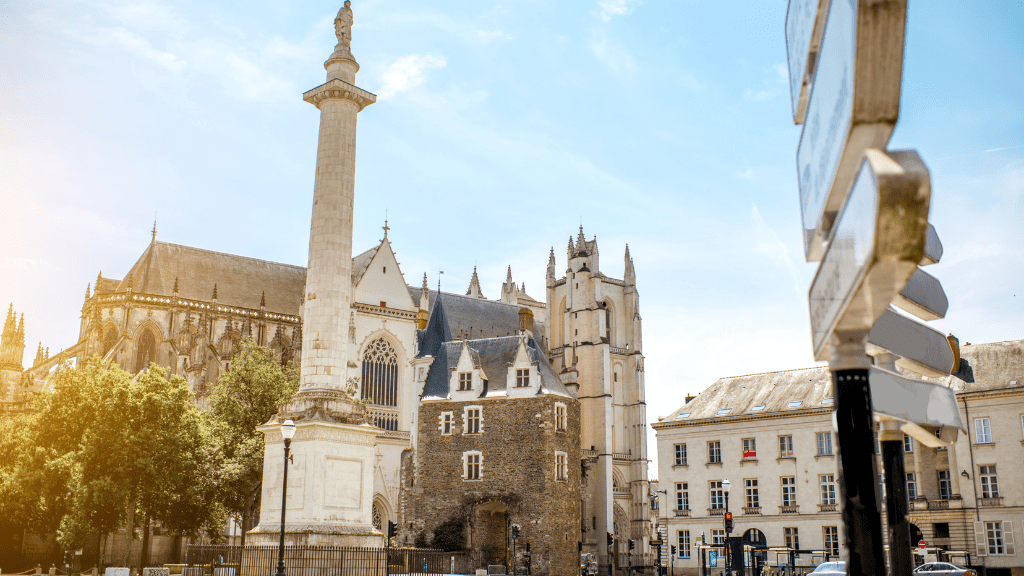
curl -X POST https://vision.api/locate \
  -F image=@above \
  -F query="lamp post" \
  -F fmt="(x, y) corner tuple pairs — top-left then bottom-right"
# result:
(721, 480), (731, 576)
(275, 419), (297, 576)
(650, 490), (667, 576)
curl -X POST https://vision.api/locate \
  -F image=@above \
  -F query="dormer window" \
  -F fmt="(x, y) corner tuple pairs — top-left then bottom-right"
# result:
(459, 372), (472, 391)
(516, 369), (530, 387)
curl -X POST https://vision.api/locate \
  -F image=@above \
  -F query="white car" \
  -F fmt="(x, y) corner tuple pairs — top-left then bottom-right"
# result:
(809, 562), (846, 575)
(912, 562), (977, 575)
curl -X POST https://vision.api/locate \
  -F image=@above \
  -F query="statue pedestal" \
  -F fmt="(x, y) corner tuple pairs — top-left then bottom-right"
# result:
(247, 391), (383, 548)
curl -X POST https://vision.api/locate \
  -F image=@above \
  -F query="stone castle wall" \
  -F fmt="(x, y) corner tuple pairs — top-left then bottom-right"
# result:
(412, 395), (581, 576)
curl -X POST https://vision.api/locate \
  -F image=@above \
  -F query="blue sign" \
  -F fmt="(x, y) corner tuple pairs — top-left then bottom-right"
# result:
(708, 551), (717, 568)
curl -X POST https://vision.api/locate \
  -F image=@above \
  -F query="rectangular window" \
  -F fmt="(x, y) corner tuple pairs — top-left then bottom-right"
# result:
(981, 465), (999, 498)
(458, 372), (472, 391)
(976, 418), (992, 443)
(823, 527), (839, 556)
(745, 479), (759, 509)
(464, 452), (481, 480)
(675, 482), (689, 511)
(709, 481), (725, 510)
(555, 403), (567, 432)
(907, 473), (917, 501)
(555, 451), (568, 481)
(904, 434), (914, 453)
(742, 438), (757, 459)
(987, 522), (1005, 555)
(781, 477), (797, 507)
(819, 475), (836, 505)
(516, 368), (530, 387)
(677, 531), (691, 559)
(674, 443), (687, 466)
(465, 407), (481, 434)
(938, 470), (952, 500)
(784, 527), (799, 550)
(711, 530), (725, 546)
(816, 432), (833, 456)
(779, 435), (794, 458)
(440, 412), (453, 435)
(708, 441), (721, 463)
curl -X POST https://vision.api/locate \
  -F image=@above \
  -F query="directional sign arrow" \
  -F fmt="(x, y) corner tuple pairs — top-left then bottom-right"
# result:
(808, 149), (931, 360)
(868, 308), (956, 378)
(796, 0), (909, 261)
(893, 268), (948, 321)
(869, 366), (964, 431)
(921, 223), (943, 265)
(785, 0), (831, 124)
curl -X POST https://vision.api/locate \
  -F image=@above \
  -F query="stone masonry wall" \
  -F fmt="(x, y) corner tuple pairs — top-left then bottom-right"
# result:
(413, 395), (581, 576)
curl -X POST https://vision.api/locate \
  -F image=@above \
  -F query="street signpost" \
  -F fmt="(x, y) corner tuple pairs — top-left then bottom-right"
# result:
(870, 366), (965, 432)
(796, 0), (909, 261)
(785, 0), (831, 124)
(808, 149), (931, 360)
(868, 309), (956, 377)
(893, 269), (948, 321)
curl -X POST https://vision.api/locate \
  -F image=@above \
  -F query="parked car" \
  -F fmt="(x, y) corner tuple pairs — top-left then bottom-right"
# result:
(809, 562), (846, 575)
(912, 562), (977, 575)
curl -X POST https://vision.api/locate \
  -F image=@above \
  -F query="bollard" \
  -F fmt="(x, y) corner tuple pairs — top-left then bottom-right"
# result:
(35, 565), (43, 575)
(50, 565), (57, 576)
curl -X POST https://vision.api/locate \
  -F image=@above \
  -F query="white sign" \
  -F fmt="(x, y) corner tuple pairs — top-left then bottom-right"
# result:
(808, 149), (931, 360)
(868, 308), (956, 378)
(786, 0), (831, 124)
(893, 268), (948, 321)
(870, 366), (964, 431)
(796, 0), (907, 261)
(922, 223), (943, 265)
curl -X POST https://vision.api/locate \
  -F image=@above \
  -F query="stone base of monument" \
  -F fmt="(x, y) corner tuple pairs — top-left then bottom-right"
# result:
(248, 391), (384, 554)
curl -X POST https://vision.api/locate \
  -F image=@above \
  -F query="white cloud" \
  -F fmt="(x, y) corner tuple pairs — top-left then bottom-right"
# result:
(100, 27), (186, 72)
(475, 30), (511, 42)
(594, 0), (635, 22)
(752, 205), (804, 294)
(588, 28), (635, 74)
(377, 54), (447, 100)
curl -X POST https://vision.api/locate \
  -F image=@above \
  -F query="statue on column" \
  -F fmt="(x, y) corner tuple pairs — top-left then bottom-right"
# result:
(335, 1), (353, 53)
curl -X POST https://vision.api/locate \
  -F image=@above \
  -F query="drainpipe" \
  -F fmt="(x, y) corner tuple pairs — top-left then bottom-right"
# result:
(961, 398), (980, 522)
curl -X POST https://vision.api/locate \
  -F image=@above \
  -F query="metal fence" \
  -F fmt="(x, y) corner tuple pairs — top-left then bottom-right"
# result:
(185, 545), (473, 576)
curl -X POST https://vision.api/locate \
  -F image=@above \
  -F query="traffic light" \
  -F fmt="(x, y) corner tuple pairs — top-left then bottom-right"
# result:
(526, 543), (531, 553)
(607, 533), (614, 547)
(387, 521), (397, 539)
(724, 511), (733, 534)
(512, 525), (520, 539)
(628, 539), (635, 551)
(578, 541), (583, 553)
(670, 545), (676, 556)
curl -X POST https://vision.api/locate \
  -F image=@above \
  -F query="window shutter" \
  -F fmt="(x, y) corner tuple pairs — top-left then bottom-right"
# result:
(1005, 521), (1015, 556)
(975, 522), (987, 557)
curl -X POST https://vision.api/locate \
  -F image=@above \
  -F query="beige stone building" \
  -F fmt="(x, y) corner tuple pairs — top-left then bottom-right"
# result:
(653, 339), (1024, 576)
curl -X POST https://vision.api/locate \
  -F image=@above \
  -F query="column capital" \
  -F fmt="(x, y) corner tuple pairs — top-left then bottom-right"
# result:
(303, 79), (376, 111)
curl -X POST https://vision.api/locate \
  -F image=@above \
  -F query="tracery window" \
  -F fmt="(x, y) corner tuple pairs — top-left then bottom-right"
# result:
(103, 326), (119, 356)
(134, 328), (157, 373)
(371, 502), (382, 531)
(361, 337), (398, 406)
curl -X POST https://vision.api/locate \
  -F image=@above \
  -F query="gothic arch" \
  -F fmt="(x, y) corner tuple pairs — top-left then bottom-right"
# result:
(601, 299), (616, 346)
(612, 467), (627, 490)
(101, 322), (120, 357)
(131, 321), (162, 373)
(372, 494), (393, 532)
(358, 330), (405, 408)
(613, 503), (630, 551)
(554, 297), (566, 349)
(612, 361), (624, 400)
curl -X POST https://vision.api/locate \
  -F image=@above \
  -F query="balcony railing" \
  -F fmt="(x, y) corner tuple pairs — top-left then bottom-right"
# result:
(708, 508), (725, 516)
(980, 497), (1003, 507)
(779, 505), (799, 514)
(366, 407), (400, 431)
(928, 500), (950, 510)
(742, 507), (761, 515)
(673, 509), (690, 517)
(818, 503), (837, 512)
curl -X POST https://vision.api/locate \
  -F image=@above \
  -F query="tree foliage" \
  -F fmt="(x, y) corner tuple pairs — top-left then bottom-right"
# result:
(206, 339), (299, 544)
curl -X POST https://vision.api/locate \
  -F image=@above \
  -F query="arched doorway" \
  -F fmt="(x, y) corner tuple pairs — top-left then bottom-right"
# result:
(474, 501), (509, 568)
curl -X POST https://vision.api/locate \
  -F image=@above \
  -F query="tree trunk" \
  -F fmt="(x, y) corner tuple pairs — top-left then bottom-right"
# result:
(124, 492), (136, 569)
(140, 516), (151, 569)
(239, 481), (262, 549)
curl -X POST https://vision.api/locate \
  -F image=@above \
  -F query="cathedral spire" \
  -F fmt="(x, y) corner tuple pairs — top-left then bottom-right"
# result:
(85, 283), (91, 301)
(466, 267), (485, 299)
(34, 342), (44, 366)
(624, 244), (636, 286)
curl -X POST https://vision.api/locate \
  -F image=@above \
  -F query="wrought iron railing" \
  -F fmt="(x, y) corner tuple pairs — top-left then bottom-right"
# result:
(185, 545), (472, 576)
(366, 407), (400, 431)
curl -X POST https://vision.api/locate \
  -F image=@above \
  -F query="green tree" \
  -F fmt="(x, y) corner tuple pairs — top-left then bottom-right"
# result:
(207, 339), (299, 548)
(0, 358), (224, 569)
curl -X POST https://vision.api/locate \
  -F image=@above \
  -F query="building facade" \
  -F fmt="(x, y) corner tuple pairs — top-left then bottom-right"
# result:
(653, 340), (1024, 575)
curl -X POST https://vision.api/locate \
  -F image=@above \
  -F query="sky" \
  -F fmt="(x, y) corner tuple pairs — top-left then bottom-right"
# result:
(1, 0), (1021, 475)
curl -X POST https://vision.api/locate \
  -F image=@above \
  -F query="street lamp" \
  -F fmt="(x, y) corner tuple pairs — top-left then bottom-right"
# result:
(650, 490), (667, 576)
(275, 419), (297, 576)
(721, 479), (731, 576)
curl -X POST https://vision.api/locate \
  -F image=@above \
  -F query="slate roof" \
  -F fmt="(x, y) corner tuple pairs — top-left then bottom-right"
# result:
(116, 241), (307, 314)
(421, 335), (571, 400)
(414, 291), (528, 359)
(658, 339), (1024, 425)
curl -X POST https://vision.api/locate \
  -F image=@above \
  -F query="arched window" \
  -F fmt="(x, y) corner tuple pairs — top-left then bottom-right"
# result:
(361, 337), (398, 407)
(102, 327), (119, 355)
(371, 502), (382, 531)
(134, 328), (157, 373)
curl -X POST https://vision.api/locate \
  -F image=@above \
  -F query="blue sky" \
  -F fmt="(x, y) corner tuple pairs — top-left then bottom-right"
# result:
(1, 0), (1021, 471)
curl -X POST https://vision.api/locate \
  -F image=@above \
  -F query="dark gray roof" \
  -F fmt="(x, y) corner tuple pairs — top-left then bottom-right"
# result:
(421, 335), (570, 400)
(413, 290), (528, 359)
